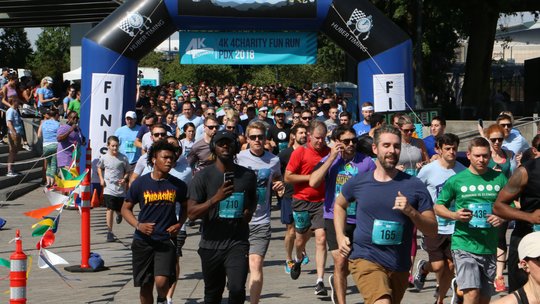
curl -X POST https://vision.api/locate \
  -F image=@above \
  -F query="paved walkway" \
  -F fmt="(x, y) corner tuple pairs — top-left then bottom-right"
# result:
(0, 187), (509, 303)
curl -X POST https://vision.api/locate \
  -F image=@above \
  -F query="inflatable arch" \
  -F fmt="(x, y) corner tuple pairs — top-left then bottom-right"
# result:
(81, 0), (413, 163)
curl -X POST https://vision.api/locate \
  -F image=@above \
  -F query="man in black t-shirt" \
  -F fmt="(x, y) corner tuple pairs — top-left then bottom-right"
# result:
(188, 131), (257, 304)
(268, 108), (291, 155)
(121, 141), (188, 304)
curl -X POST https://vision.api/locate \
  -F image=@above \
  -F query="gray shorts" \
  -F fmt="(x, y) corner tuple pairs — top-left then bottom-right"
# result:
(292, 199), (324, 233)
(249, 223), (271, 256)
(452, 249), (496, 297)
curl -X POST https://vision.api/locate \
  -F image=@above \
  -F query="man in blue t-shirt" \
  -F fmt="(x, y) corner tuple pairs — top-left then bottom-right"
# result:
(121, 141), (188, 304)
(423, 116), (446, 160)
(115, 111), (142, 168)
(352, 102), (374, 136)
(334, 125), (437, 304)
(309, 125), (375, 304)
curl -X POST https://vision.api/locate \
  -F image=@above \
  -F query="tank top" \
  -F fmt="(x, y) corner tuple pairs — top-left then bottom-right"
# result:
(398, 137), (423, 171)
(513, 287), (530, 304)
(3, 84), (17, 98)
(514, 158), (540, 237)
(488, 149), (512, 178)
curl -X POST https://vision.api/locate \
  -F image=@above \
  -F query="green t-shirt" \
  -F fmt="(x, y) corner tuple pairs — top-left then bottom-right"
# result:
(67, 99), (81, 115)
(436, 168), (508, 254)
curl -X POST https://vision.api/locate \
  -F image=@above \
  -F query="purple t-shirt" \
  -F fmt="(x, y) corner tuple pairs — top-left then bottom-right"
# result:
(316, 153), (375, 223)
(56, 124), (82, 167)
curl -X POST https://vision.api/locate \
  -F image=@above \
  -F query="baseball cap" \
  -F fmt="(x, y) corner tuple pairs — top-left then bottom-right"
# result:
(212, 131), (237, 145)
(125, 111), (137, 119)
(190, 97), (198, 102)
(259, 106), (268, 112)
(518, 231), (540, 260)
(274, 108), (286, 115)
(44, 76), (53, 84)
(209, 92), (216, 98)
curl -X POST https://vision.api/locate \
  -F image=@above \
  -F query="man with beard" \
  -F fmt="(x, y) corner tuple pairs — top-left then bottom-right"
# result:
(309, 126), (376, 304)
(279, 124), (308, 274)
(285, 121), (330, 296)
(333, 125), (437, 304)
(187, 131), (257, 304)
(353, 102), (374, 137)
(268, 108), (291, 155)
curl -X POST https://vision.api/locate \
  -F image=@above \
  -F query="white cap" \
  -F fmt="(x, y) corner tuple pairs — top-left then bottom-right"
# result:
(44, 76), (53, 84)
(259, 106), (268, 112)
(518, 231), (540, 260)
(125, 111), (137, 119)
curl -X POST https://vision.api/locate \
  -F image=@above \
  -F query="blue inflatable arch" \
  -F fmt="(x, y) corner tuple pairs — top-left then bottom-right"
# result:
(81, 0), (413, 163)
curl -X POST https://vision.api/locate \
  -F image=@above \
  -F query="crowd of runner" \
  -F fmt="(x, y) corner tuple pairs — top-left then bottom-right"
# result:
(2, 69), (540, 304)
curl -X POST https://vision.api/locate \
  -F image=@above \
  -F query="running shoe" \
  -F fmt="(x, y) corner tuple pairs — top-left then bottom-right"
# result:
(302, 252), (310, 265)
(6, 171), (21, 177)
(285, 260), (294, 274)
(329, 274), (336, 304)
(22, 143), (31, 151)
(315, 281), (328, 296)
(116, 214), (123, 224)
(413, 259), (428, 291)
(106, 231), (115, 242)
(494, 275), (507, 292)
(290, 258), (302, 280)
(451, 278), (463, 304)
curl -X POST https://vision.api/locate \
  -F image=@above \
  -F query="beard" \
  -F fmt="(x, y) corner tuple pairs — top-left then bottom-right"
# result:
(378, 153), (398, 170)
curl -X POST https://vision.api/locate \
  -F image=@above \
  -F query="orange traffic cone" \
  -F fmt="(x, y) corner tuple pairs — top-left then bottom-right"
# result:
(91, 189), (100, 208)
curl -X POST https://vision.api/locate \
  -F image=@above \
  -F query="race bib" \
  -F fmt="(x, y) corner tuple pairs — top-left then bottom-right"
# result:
(346, 202), (357, 216)
(293, 210), (311, 230)
(278, 141), (288, 152)
(404, 168), (418, 177)
(256, 187), (267, 205)
(533, 224), (540, 232)
(372, 219), (403, 245)
(218, 192), (244, 219)
(468, 202), (492, 228)
(125, 141), (136, 153)
(437, 205), (456, 226)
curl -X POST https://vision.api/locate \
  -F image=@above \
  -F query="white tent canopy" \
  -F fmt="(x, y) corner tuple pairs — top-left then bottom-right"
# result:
(63, 67), (81, 82)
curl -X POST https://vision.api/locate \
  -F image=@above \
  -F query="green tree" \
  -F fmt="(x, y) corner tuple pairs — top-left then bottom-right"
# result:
(0, 28), (33, 69)
(30, 27), (70, 81)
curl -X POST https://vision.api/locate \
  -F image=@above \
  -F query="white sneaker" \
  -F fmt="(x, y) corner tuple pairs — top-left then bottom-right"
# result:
(6, 171), (20, 177)
(22, 144), (32, 151)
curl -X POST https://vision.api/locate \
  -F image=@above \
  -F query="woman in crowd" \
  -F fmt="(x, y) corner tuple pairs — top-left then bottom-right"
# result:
(37, 76), (58, 113)
(179, 122), (196, 158)
(56, 111), (84, 170)
(485, 123), (516, 292)
(37, 108), (60, 187)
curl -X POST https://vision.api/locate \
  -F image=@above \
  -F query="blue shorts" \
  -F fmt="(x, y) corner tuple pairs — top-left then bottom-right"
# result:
(280, 197), (293, 225)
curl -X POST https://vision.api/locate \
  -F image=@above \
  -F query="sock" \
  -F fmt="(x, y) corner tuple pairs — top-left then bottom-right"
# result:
(316, 278), (323, 284)
(157, 296), (167, 304)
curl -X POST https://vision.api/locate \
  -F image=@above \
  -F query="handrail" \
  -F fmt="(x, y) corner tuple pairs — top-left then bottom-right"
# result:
(456, 115), (539, 143)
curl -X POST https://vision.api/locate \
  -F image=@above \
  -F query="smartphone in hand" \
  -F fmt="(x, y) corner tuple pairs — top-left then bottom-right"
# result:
(223, 172), (235, 185)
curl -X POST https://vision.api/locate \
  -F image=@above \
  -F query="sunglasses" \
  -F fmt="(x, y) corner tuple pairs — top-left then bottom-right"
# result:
(301, 116), (312, 120)
(499, 123), (512, 128)
(206, 112), (216, 116)
(259, 110), (268, 113)
(490, 137), (504, 143)
(293, 116), (300, 119)
(152, 132), (167, 137)
(226, 126), (235, 130)
(205, 125), (218, 130)
(340, 138), (358, 145)
(249, 134), (265, 141)
(402, 128), (415, 133)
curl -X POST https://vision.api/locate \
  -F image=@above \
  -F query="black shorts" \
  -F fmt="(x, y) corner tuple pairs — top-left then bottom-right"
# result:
(176, 230), (187, 257)
(104, 194), (123, 212)
(280, 197), (293, 225)
(424, 234), (452, 262)
(325, 219), (355, 251)
(131, 238), (177, 287)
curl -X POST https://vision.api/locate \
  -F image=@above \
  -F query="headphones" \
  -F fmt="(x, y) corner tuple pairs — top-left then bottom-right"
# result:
(210, 131), (241, 155)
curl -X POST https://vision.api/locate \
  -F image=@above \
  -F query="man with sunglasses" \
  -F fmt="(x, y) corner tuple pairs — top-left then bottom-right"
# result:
(268, 108), (291, 155)
(309, 126), (376, 303)
(496, 114), (529, 157)
(237, 122), (284, 304)
(195, 107), (216, 141)
(285, 120), (330, 296)
(135, 113), (157, 151)
(300, 110), (313, 127)
(188, 116), (219, 172)
(250, 106), (274, 128)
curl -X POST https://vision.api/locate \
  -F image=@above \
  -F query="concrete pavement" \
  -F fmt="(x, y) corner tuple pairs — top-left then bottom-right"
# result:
(0, 187), (509, 303)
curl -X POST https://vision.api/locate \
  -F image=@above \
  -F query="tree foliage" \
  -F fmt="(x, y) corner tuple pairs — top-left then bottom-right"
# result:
(0, 28), (33, 69)
(29, 27), (70, 82)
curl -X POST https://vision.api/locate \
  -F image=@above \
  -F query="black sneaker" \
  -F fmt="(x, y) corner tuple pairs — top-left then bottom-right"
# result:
(328, 274), (336, 303)
(116, 214), (123, 224)
(451, 278), (463, 304)
(315, 281), (328, 296)
(290, 259), (302, 280)
(413, 259), (428, 291)
(106, 231), (115, 242)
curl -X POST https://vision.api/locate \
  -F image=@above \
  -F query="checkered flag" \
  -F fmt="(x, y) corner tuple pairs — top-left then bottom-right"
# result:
(119, 18), (136, 37)
(347, 9), (366, 27)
